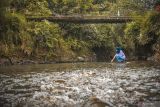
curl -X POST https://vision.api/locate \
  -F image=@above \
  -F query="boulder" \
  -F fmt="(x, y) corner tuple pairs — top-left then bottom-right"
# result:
(77, 57), (85, 62)
(0, 58), (13, 66)
(82, 96), (114, 107)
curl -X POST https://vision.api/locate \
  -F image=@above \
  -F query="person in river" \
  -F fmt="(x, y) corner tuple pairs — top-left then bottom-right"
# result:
(111, 47), (126, 63)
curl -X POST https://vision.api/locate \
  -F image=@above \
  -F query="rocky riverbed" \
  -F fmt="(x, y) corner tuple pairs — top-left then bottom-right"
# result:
(0, 62), (160, 107)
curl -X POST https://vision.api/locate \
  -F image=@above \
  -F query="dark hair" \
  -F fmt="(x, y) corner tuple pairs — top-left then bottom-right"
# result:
(116, 50), (120, 54)
(116, 47), (121, 51)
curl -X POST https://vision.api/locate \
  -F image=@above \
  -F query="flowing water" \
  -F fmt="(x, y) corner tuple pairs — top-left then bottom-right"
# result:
(0, 61), (160, 107)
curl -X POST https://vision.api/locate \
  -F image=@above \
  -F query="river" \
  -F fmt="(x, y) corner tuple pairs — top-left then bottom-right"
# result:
(0, 61), (160, 107)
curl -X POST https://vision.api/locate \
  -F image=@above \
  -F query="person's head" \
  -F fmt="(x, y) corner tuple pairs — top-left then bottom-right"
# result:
(116, 47), (121, 51)
(116, 47), (121, 53)
(116, 49), (120, 54)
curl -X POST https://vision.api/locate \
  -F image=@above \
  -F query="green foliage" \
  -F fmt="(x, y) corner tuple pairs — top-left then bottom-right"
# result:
(27, 21), (62, 55)
(124, 22), (140, 45)
(11, 0), (51, 15)
(109, 0), (156, 16)
(89, 24), (113, 47)
(26, 0), (51, 15)
(48, 0), (96, 14)
(0, 0), (12, 10)
(124, 11), (160, 58)
(1, 13), (26, 44)
(0, 0), (160, 62)
(138, 12), (160, 45)
(66, 37), (89, 55)
(47, 0), (114, 15)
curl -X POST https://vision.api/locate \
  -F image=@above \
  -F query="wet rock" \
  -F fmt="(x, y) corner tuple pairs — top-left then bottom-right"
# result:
(138, 86), (149, 91)
(18, 60), (37, 65)
(40, 84), (54, 91)
(0, 58), (13, 66)
(52, 89), (66, 95)
(119, 79), (130, 87)
(126, 87), (136, 92)
(40, 85), (47, 91)
(82, 96), (114, 107)
(139, 101), (160, 107)
(150, 89), (158, 93)
(134, 91), (148, 97)
(33, 91), (49, 100)
(147, 56), (154, 61)
(106, 90), (114, 94)
(55, 80), (66, 84)
(77, 57), (85, 62)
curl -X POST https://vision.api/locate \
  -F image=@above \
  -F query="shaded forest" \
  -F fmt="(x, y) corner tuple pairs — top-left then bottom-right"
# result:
(0, 0), (160, 64)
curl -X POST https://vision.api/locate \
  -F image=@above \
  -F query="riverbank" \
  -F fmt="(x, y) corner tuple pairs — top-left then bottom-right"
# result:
(0, 55), (97, 66)
(0, 54), (159, 66)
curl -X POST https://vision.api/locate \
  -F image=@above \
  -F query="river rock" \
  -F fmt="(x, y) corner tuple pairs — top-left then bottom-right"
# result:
(134, 91), (147, 97)
(147, 56), (154, 61)
(126, 87), (136, 92)
(33, 91), (49, 100)
(55, 79), (66, 84)
(18, 60), (37, 65)
(82, 96), (114, 107)
(150, 89), (158, 93)
(77, 57), (85, 62)
(0, 58), (13, 66)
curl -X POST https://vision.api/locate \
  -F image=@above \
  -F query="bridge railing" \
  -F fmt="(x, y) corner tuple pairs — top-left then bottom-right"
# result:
(25, 15), (141, 23)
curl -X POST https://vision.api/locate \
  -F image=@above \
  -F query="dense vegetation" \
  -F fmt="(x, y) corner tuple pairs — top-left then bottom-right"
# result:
(0, 0), (160, 64)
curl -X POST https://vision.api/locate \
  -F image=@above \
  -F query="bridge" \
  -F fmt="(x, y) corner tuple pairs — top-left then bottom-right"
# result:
(26, 15), (137, 23)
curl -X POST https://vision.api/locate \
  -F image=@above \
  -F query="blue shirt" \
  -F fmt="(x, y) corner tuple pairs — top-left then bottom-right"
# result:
(115, 50), (126, 62)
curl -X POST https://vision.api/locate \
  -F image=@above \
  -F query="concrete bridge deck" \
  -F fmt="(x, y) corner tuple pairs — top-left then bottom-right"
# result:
(26, 15), (136, 23)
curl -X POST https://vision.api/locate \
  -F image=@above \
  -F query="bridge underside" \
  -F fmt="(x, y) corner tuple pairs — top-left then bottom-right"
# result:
(26, 16), (133, 23)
